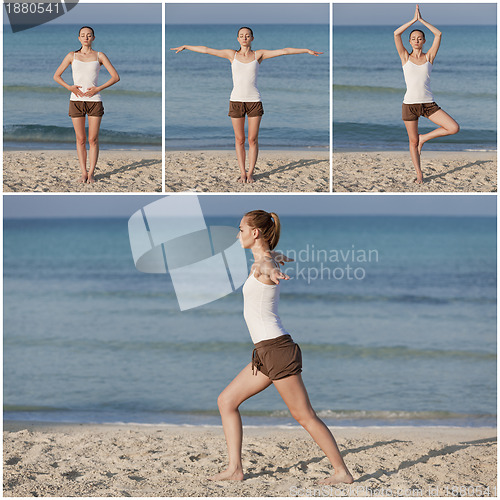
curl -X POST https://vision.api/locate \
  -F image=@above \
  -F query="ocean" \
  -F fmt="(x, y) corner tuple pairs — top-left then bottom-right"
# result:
(3, 208), (496, 427)
(3, 23), (162, 149)
(333, 25), (497, 151)
(165, 24), (330, 150)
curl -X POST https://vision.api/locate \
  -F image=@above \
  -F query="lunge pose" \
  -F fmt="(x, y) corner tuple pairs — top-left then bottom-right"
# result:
(209, 210), (354, 484)
(54, 26), (120, 183)
(171, 27), (322, 183)
(394, 5), (459, 184)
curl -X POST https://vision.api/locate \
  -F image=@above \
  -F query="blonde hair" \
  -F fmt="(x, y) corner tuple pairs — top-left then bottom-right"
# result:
(244, 210), (281, 250)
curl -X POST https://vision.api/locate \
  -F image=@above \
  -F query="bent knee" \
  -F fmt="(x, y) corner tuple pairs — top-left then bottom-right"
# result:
(217, 392), (239, 412)
(291, 409), (317, 427)
(449, 123), (460, 135)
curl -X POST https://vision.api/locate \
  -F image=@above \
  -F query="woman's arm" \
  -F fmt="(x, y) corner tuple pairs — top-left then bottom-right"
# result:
(418, 7), (442, 63)
(53, 52), (84, 97)
(83, 52), (120, 98)
(257, 48), (322, 61)
(170, 45), (234, 61)
(252, 254), (290, 284)
(394, 4), (419, 64)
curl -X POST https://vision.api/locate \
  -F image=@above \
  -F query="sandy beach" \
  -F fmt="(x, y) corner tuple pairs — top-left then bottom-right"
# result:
(3, 422), (496, 497)
(333, 151), (497, 192)
(165, 150), (329, 192)
(3, 150), (162, 193)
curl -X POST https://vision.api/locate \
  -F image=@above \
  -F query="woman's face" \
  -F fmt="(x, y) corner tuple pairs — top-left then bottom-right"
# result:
(409, 32), (425, 50)
(238, 217), (257, 249)
(79, 28), (95, 47)
(237, 29), (254, 48)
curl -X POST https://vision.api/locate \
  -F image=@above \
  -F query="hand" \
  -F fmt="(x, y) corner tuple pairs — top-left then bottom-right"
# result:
(269, 267), (290, 284)
(270, 251), (294, 265)
(415, 4), (421, 21)
(170, 46), (185, 53)
(82, 86), (99, 98)
(69, 85), (84, 97)
(308, 49), (323, 56)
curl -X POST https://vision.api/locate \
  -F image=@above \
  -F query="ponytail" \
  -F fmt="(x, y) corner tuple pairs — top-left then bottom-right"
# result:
(244, 210), (281, 250)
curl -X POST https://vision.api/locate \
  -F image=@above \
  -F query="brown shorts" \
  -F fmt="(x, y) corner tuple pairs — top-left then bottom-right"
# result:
(251, 334), (302, 381)
(402, 102), (440, 121)
(69, 101), (104, 118)
(228, 101), (264, 118)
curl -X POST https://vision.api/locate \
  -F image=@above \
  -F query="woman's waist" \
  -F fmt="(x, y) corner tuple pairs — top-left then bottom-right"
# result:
(253, 333), (294, 350)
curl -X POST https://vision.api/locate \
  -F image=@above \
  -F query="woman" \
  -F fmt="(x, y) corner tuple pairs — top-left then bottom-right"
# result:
(209, 210), (354, 484)
(394, 5), (459, 184)
(171, 27), (322, 184)
(54, 26), (120, 183)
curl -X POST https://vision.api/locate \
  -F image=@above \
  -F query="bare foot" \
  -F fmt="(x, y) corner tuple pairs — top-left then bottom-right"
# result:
(319, 470), (354, 485)
(413, 177), (423, 184)
(87, 175), (96, 184)
(417, 134), (424, 155)
(237, 176), (246, 183)
(208, 468), (244, 481)
(246, 175), (255, 183)
(79, 173), (88, 183)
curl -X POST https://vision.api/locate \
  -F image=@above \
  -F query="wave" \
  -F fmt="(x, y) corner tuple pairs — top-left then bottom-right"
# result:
(334, 84), (496, 100)
(5, 338), (495, 361)
(4, 124), (161, 146)
(333, 121), (497, 149)
(4, 85), (161, 98)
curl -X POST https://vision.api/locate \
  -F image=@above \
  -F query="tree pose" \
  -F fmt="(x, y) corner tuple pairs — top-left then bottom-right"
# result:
(394, 5), (459, 184)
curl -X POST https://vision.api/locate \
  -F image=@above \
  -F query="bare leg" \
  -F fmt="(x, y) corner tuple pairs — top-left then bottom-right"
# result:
(71, 117), (88, 182)
(273, 374), (354, 485)
(209, 363), (272, 481)
(246, 116), (262, 183)
(231, 117), (247, 182)
(404, 119), (423, 183)
(87, 116), (102, 183)
(418, 109), (460, 154)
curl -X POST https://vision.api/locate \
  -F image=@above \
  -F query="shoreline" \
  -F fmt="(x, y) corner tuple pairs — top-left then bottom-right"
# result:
(333, 150), (497, 192)
(4, 421), (496, 497)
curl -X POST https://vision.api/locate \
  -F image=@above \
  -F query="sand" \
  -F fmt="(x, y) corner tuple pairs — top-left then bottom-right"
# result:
(165, 150), (329, 192)
(3, 422), (496, 497)
(3, 150), (162, 192)
(333, 151), (497, 192)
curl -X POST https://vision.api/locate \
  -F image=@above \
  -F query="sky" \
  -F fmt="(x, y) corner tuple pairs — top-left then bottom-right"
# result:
(2, 194), (496, 218)
(165, 3), (329, 24)
(333, 3), (497, 26)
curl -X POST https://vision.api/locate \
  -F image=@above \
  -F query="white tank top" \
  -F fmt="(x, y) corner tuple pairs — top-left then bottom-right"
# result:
(230, 54), (261, 102)
(70, 51), (102, 102)
(242, 272), (288, 344)
(402, 59), (434, 104)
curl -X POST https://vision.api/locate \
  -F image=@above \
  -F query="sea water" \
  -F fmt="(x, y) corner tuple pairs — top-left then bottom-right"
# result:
(333, 25), (496, 151)
(165, 24), (330, 149)
(3, 212), (496, 427)
(3, 24), (162, 149)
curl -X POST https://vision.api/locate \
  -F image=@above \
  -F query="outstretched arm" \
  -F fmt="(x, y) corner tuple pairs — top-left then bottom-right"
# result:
(394, 4), (419, 64)
(417, 7), (442, 63)
(251, 253), (290, 284)
(257, 48), (322, 61)
(170, 45), (234, 61)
